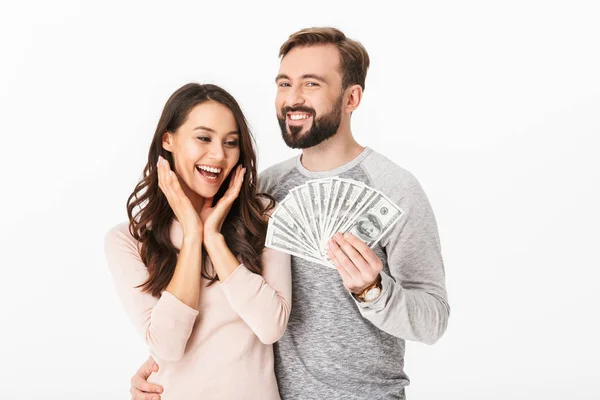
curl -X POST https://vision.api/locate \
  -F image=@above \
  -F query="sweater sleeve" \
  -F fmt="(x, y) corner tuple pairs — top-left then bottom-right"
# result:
(220, 247), (292, 345)
(104, 225), (199, 361)
(354, 172), (450, 345)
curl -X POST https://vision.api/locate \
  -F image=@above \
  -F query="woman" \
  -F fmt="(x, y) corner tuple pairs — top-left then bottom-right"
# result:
(104, 83), (291, 399)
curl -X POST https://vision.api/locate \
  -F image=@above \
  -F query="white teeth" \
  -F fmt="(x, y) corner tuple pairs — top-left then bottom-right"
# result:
(197, 165), (222, 174)
(289, 114), (310, 120)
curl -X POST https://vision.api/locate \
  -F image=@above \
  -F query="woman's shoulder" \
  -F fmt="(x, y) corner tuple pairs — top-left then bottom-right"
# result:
(104, 221), (140, 255)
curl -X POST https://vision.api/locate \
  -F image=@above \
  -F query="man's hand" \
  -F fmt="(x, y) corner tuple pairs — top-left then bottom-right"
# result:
(130, 356), (163, 400)
(327, 232), (383, 294)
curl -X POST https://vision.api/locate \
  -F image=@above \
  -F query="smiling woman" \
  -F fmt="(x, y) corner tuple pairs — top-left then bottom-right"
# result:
(104, 83), (291, 399)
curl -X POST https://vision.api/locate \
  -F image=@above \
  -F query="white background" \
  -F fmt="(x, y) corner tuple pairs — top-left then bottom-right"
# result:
(1, 0), (599, 399)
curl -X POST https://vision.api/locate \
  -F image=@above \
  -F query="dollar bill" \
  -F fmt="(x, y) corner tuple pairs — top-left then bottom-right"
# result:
(339, 192), (404, 248)
(270, 199), (319, 254)
(265, 219), (331, 267)
(322, 178), (348, 243)
(322, 179), (370, 250)
(266, 177), (404, 268)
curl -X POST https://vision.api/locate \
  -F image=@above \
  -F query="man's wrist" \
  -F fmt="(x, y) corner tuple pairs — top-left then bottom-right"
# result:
(353, 274), (383, 302)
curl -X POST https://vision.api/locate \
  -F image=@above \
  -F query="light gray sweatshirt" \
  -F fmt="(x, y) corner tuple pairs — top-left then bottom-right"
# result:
(259, 147), (450, 400)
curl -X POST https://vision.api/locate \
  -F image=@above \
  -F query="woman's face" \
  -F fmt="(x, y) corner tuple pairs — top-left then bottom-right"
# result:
(162, 101), (241, 200)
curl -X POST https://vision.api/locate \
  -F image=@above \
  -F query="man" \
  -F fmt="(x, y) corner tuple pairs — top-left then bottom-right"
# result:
(130, 27), (449, 399)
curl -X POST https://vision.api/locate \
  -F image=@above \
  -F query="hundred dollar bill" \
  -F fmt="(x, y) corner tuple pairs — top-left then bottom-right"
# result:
(265, 220), (331, 267)
(280, 193), (318, 251)
(290, 186), (320, 251)
(339, 191), (404, 248)
(306, 181), (322, 243)
(315, 178), (332, 238)
(321, 178), (347, 243)
(322, 179), (370, 248)
(306, 177), (335, 240)
(271, 199), (319, 254)
(321, 183), (377, 256)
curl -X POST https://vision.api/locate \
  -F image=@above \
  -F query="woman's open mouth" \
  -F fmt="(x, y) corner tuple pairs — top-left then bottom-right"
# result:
(196, 164), (222, 183)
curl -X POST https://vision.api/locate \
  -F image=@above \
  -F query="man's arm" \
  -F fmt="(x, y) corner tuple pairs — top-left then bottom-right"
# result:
(328, 175), (449, 344)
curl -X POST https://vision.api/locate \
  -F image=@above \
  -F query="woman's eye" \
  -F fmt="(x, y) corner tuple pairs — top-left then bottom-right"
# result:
(225, 140), (239, 147)
(197, 136), (210, 142)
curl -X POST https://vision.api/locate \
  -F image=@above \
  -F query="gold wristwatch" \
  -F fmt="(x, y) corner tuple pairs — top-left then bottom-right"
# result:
(356, 275), (382, 302)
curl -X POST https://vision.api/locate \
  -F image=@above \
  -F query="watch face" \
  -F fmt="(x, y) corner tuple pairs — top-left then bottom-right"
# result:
(364, 287), (381, 302)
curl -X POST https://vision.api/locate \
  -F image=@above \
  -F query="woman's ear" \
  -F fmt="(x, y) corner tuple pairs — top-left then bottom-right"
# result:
(162, 132), (174, 152)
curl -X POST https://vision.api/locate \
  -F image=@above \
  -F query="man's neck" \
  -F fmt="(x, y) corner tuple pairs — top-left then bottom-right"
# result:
(300, 128), (365, 172)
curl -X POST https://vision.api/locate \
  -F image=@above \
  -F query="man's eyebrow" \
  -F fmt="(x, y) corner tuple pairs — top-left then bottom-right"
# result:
(275, 74), (328, 83)
(301, 74), (328, 83)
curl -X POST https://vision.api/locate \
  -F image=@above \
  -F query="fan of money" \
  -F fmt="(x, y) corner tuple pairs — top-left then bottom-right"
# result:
(265, 177), (404, 267)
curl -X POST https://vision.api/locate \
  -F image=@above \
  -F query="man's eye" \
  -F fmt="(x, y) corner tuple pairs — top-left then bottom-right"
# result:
(278, 82), (291, 87)
(197, 136), (210, 142)
(306, 82), (319, 87)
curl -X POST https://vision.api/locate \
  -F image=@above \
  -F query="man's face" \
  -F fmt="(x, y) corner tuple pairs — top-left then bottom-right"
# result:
(275, 44), (345, 149)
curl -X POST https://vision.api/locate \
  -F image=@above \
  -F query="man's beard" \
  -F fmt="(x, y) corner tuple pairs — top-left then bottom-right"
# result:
(277, 94), (343, 149)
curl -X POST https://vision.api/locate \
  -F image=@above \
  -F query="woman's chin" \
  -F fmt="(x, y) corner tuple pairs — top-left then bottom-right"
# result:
(191, 183), (220, 199)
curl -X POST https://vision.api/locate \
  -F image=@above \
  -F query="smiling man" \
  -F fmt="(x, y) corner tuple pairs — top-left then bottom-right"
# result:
(130, 27), (450, 400)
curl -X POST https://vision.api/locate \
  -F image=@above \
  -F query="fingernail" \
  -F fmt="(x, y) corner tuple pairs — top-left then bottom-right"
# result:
(169, 171), (173, 176)
(152, 397), (158, 400)
(343, 232), (349, 238)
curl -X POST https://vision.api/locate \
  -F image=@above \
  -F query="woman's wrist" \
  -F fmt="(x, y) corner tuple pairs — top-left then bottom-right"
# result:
(203, 232), (225, 250)
(182, 231), (203, 245)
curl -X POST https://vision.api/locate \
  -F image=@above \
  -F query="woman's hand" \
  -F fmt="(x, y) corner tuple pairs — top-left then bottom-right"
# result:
(200, 165), (245, 239)
(157, 156), (203, 239)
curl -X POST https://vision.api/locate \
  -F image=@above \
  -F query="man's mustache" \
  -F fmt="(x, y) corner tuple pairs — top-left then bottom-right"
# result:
(280, 106), (316, 117)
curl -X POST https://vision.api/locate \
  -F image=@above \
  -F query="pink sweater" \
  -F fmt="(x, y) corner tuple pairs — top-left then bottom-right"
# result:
(104, 221), (291, 399)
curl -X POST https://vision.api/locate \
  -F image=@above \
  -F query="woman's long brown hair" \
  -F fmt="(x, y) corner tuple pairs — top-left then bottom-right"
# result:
(126, 83), (274, 297)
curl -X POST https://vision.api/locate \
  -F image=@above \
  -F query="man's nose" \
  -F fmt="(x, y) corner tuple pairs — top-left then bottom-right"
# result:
(286, 86), (305, 108)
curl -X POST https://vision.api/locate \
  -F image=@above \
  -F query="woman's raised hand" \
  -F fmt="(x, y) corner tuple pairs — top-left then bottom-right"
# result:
(157, 156), (203, 239)
(200, 165), (246, 238)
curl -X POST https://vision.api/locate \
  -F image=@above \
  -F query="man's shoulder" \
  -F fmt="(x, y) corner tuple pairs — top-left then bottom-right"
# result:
(258, 155), (298, 193)
(361, 149), (421, 194)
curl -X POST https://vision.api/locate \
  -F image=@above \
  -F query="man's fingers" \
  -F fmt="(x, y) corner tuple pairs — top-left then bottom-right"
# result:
(332, 233), (371, 272)
(130, 357), (163, 397)
(342, 233), (382, 270)
(328, 239), (360, 280)
(140, 356), (159, 376)
(131, 386), (162, 400)
(327, 248), (351, 281)
(131, 374), (163, 396)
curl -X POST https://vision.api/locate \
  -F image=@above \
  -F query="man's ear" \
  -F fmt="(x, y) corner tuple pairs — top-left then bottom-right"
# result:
(162, 132), (174, 152)
(344, 84), (363, 113)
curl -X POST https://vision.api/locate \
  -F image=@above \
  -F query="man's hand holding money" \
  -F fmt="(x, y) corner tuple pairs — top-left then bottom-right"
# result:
(327, 232), (382, 294)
